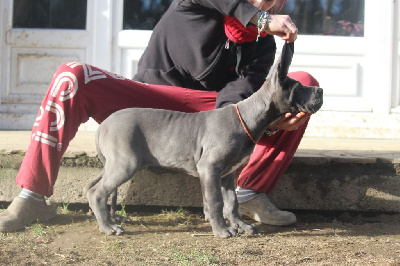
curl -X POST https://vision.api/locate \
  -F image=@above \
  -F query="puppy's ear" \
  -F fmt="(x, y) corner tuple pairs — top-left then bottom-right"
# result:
(278, 42), (294, 80)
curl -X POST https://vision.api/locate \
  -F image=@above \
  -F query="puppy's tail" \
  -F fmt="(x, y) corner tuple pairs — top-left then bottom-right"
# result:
(95, 127), (106, 166)
(84, 169), (104, 196)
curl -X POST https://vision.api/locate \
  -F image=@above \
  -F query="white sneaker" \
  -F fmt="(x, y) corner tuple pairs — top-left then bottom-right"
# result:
(0, 197), (57, 232)
(238, 194), (296, 226)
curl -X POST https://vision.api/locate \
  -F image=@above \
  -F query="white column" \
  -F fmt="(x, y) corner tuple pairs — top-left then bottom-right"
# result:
(0, 0), (12, 109)
(0, 0), (3, 109)
(88, 0), (113, 71)
(111, 0), (124, 75)
(364, 0), (397, 114)
(394, 0), (400, 111)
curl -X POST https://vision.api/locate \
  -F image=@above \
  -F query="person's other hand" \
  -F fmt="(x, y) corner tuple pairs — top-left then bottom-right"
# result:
(265, 15), (298, 43)
(269, 112), (310, 131)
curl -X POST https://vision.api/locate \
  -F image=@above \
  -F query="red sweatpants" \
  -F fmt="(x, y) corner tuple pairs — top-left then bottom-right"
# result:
(16, 63), (319, 197)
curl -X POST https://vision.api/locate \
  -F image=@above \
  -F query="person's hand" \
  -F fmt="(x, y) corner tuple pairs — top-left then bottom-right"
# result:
(265, 15), (298, 43)
(269, 112), (310, 131)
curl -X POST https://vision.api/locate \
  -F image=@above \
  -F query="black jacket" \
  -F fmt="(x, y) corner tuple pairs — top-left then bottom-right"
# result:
(133, 0), (277, 108)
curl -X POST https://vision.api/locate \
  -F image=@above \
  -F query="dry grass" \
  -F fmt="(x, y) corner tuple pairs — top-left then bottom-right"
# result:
(0, 206), (400, 265)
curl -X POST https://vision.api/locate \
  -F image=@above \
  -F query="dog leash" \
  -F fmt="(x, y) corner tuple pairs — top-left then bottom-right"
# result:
(235, 104), (257, 144)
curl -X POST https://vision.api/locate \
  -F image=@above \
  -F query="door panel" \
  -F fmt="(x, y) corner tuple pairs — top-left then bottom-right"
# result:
(0, 0), (91, 130)
(10, 47), (84, 97)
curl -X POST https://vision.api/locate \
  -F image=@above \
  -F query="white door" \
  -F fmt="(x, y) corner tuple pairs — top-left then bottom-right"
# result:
(0, 0), (113, 130)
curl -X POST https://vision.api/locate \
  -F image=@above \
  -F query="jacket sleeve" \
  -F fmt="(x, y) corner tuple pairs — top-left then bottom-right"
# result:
(188, 0), (260, 26)
(215, 35), (277, 108)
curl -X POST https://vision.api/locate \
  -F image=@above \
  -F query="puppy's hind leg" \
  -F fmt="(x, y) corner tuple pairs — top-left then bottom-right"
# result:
(221, 173), (257, 235)
(84, 170), (104, 197)
(87, 160), (138, 235)
(87, 176), (122, 224)
(109, 189), (126, 224)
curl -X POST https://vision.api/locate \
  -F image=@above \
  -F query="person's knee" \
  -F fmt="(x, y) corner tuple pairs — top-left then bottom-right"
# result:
(56, 62), (76, 72)
(55, 62), (86, 79)
(287, 71), (319, 87)
(48, 62), (86, 100)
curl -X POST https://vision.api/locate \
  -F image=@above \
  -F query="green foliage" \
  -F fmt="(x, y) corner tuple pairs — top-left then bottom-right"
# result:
(172, 248), (219, 265)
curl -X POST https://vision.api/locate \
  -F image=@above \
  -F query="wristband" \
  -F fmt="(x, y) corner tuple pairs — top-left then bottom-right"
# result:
(257, 11), (270, 42)
(265, 128), (279, 136)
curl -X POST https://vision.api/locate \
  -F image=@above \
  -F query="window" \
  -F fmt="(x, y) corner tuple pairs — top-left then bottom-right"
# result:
(281, 0), (365, 37)
(122, 0), (365, 36)
(123, 0), (173, 30)
(13, 0), (87, 29)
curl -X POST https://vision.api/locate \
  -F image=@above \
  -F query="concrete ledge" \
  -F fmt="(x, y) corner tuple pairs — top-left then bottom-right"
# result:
(0, 131), (399, 212)
(271, 155), (400, 212)
(1, 149), (399, 212)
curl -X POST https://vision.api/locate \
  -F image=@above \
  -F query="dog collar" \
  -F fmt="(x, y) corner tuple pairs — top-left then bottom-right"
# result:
(235, 104), (257, 144)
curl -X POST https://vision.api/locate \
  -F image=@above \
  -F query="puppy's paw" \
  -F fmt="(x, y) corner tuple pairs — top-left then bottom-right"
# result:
(113, 225), (125, 236)
(228, 224), (239, 237)
(99, 225), (115, 236)
(239, 223), (258, 235)
(99, 223), (125, 236)
(212, 227), (232, 238)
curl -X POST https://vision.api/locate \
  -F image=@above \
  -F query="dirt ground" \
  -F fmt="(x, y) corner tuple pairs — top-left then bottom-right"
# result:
(0, 205), (400, 266)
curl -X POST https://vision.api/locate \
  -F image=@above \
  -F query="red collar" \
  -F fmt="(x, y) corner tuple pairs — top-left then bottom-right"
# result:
(235, 104), (257, 144)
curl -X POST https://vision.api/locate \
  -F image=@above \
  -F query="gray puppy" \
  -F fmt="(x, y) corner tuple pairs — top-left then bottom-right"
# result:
(85, 42), (323, 238)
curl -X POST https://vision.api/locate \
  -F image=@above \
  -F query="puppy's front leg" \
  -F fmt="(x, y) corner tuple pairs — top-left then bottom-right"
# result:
(221, 174), (257, 235)
(198, 165), (231, 238)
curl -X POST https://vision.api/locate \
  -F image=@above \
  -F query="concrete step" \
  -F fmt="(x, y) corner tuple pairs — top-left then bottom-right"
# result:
(0, 131), (399, 212)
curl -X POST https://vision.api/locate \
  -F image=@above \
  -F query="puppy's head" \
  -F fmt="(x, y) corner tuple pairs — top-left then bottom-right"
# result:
(266, 42), (323, 115)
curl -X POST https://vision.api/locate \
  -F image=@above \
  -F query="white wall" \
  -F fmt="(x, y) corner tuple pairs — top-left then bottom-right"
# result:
(1, 0), (400, 139)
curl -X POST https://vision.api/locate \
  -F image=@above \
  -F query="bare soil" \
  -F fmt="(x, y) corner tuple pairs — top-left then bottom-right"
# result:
(1, 205), (400, 265)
